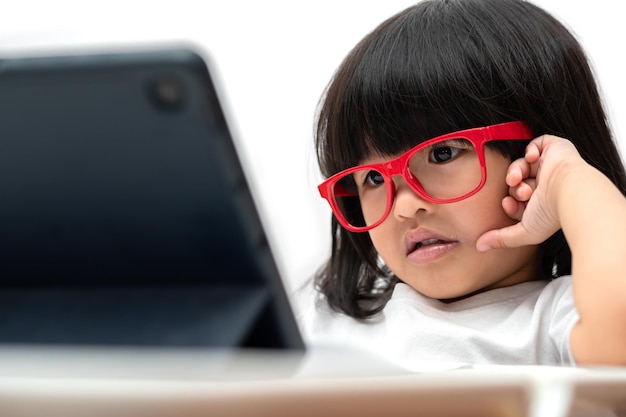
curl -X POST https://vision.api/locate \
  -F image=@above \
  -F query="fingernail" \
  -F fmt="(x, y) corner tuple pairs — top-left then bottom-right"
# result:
(476, 243), (492, 252)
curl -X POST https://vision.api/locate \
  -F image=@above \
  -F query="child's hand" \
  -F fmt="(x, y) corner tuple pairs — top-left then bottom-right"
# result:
(476, 135), (586, 251)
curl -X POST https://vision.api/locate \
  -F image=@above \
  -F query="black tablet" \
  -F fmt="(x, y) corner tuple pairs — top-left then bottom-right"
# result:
(0, 47), (304, 350)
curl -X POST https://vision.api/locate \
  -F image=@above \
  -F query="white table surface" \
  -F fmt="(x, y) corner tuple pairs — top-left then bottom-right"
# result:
(0, 345), (625, 417)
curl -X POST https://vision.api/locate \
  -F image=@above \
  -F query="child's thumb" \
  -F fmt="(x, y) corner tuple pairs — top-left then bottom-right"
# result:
(476, 224), (530, 252)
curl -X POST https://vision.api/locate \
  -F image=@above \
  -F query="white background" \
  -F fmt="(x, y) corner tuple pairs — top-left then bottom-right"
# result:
(1, 1), (623, 296)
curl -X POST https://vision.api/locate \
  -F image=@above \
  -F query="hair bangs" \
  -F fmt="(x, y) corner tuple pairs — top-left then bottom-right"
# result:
(316, 1), (528, 179)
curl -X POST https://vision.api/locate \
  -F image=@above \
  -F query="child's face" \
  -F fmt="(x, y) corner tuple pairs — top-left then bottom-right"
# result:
(366, 146), (540, 301)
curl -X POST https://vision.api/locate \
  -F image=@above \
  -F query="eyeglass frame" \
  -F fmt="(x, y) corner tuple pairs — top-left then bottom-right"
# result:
(317, 121), (533, 233)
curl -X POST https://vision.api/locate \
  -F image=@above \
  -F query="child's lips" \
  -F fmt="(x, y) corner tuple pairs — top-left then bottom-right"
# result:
(407, 240), (459, 264)
(405, 229), (453, 252)
(405, 230), (459, 263)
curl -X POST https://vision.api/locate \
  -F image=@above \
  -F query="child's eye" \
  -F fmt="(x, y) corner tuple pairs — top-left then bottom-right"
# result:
(364, 170), (384, 187)
(429, 146), (460, 163)
(427, 140), (471, 163)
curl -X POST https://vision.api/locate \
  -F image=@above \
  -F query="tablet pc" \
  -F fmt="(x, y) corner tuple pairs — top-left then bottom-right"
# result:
(0, 47), (304, 350)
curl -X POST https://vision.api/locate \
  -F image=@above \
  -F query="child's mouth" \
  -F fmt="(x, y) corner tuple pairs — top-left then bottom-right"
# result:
(415, 238), (447, 249)
(408, 238), (459, 264)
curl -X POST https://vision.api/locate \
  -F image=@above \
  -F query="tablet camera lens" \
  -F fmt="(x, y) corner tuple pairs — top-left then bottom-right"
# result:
(150, 76), (185, 111)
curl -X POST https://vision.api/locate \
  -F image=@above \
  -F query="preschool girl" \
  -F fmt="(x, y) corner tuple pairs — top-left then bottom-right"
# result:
(297, 0), (626, 368)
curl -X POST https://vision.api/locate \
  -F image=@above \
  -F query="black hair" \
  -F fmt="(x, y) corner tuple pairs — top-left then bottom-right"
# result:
(314, 0), (626, 318)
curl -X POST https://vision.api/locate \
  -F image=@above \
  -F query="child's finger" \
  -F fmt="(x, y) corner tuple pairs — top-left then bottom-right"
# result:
(502, 196), (526, 221)
(524, 137), (543, 163)
(524, 138), (546, 178)
(476, 223), (531, 252)
(506, 158), (530, 187)
(508, 178), (536, 202)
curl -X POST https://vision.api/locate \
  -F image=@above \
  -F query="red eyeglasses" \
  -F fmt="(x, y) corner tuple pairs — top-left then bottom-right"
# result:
(318, 121), (533, 232)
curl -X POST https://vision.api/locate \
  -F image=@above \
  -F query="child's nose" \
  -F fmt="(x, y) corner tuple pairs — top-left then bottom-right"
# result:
(391, 177), (435, 220)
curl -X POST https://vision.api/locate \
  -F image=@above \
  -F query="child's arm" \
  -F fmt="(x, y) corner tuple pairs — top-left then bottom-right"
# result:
(477, 135), (626, 365)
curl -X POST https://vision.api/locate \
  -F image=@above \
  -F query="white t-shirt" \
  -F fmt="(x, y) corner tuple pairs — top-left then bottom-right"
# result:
(295, 276), (579, 371)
